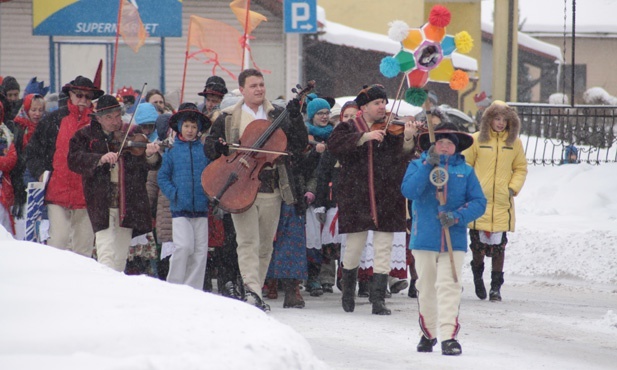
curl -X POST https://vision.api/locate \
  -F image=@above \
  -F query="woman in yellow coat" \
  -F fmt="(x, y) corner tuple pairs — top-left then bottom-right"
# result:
(462, 101), (528, 301)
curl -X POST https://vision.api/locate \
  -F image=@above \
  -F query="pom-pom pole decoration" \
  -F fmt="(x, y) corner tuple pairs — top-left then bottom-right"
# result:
(404, 87), (428, 107)
(379, 4), (474, 106)
(428, 5), (451, 28)
(449, 70), (470, 90)
(388, 20), (410, 42)
(380, 56), (401, 78)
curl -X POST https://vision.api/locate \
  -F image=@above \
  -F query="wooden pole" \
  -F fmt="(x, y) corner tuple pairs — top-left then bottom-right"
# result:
(111, 0), (123, 94)
(427, 123), (458, 283)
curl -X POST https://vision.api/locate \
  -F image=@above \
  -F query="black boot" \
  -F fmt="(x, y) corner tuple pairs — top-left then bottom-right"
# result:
(417, 335), (437, 352)
(471, 261), (487, 300)
(357, 281), (369, 297)
(407, 279), (418, 298)
(441, 339), (462, 356)
(370, 273), (391, 315)
(341, 268), (357, 312)
(489, 271), (504, 301)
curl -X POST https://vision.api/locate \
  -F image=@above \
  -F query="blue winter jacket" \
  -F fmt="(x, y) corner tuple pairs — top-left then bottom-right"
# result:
(158, 138), (210, 216)
(401, 151), (486, 253)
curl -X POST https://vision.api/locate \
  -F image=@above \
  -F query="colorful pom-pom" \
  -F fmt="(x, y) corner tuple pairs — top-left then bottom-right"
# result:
(404, 88), (428, 107)
(380, 56), (401, 78)
(454, 31), (474, 54)
(388, 20), (410, 42)
(429, 5), (451, 28)
(449, 70), (469, 90)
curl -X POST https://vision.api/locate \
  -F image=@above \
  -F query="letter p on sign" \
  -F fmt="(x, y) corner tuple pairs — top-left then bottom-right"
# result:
(291, 3), (309, 29)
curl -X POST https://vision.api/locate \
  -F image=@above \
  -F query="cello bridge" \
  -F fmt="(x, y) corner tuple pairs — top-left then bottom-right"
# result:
(239, 158), (249, 168)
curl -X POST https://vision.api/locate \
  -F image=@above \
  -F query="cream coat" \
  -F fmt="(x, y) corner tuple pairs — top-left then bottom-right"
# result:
(463, 129), (527, 232)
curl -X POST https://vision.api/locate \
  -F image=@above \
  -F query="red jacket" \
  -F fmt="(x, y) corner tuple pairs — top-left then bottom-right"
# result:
(44, 102), (92, 209)
(0, 143), (17, 211)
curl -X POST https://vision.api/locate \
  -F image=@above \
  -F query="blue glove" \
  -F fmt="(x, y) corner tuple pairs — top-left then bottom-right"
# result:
(438, 212), (458, 228)
(426, 144), (440, 166)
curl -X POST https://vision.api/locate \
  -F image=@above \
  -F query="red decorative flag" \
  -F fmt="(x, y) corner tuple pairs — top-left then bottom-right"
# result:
(119, 0), (148, 53)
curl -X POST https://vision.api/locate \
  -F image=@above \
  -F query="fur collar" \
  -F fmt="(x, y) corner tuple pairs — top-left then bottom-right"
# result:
(478, 103), (520, 146)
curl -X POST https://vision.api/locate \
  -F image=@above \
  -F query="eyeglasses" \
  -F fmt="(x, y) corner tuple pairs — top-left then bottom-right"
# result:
(72, 91), (94, 100)
(315, 111), (330, 116)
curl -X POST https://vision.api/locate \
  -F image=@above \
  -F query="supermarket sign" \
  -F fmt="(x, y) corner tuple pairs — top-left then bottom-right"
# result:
(32, 0), (183, 37)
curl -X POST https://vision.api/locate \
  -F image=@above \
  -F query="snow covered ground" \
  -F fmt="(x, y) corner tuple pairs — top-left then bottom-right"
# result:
(1, 163), (616, 369)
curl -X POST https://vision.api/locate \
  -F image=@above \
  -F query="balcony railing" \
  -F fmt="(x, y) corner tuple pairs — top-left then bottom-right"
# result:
(509, 103), (617, 165)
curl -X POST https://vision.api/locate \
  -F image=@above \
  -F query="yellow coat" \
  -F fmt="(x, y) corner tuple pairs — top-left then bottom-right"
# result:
(462, 130), (528, 232)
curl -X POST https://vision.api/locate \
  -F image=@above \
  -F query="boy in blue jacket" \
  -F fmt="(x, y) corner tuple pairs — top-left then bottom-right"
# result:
(401, 122), (486, 356)
(158, 103), (211, 290)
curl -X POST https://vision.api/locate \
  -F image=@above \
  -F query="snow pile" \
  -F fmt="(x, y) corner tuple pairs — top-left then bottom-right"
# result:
(504, 163), (617, 285)
(0, 241), (326, 370)
(582, 87), (617, 105)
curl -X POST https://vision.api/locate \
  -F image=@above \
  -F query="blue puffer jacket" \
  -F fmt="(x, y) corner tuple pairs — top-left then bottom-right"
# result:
(158, 138), (210, 216)
(401, 151), (486, 253)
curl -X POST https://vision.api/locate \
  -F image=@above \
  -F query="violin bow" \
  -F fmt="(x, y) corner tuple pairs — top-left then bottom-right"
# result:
(384, 74), (408, 132)
(116, 82), (147, 155)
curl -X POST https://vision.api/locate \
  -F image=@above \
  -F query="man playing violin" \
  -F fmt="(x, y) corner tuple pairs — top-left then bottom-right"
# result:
(327, 84), (419, 315)
(204, 69), (308, 311)
(68, 95), (161, 272)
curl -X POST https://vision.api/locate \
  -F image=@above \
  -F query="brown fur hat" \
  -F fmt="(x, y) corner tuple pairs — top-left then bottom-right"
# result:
(478, 100), (520, 146)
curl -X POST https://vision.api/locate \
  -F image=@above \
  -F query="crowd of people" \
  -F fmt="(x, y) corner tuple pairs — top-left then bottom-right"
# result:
(0, 71), (528, 356)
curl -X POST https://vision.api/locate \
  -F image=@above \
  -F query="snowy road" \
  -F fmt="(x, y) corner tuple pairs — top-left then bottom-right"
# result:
(270, 274), (617, 370)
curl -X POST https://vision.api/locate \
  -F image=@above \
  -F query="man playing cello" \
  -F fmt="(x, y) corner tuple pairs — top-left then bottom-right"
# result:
(203, 69), (308, 311)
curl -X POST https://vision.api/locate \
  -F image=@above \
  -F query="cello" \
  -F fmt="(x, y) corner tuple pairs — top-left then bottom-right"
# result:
(201, 81), (315, 213)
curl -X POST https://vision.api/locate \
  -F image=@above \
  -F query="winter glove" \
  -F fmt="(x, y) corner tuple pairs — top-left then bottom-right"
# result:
(426, 144), (440, 166)
(438, 211), (458, 228)
(304, 191), (315, 205)
(214, 138), (229, 156)
(286, 98), (302, 119)
(314, 206), (327, 224)
(509, 188), (515, 197)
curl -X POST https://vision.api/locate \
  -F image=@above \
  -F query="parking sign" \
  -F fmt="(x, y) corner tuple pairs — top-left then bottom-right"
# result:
(284, 0), (317, 34)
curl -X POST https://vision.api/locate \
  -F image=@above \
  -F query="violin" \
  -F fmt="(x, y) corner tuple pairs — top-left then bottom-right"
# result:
(371, 112), (408, 136)
(201, 81), (316, 213)
(109, 130), (170, 156)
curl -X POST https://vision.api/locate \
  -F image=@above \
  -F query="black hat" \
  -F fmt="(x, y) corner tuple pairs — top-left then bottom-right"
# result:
(169, 102), (211, 133)
(91, 94), (122, 116)
(198, 76), (228, 97)
(61, 75), (104, 100)
(1, 76), (20, 92)
(418, 122), (474, 152)
(354, 84), (388, 107)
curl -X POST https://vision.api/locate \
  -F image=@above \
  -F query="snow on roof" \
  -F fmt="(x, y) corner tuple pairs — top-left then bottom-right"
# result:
(481, 0), (617, 35)
(317, 7), (478, 72)
(481, 22), (564, 63)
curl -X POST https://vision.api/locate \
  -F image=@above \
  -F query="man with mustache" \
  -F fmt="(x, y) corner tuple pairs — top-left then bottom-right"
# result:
(27, 76), (103, 259)
(327, 84), (418, 315)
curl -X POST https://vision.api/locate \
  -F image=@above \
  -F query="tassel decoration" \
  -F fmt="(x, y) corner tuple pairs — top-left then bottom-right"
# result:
(449, 70), (469, 90)
(454, 31), (474, 54)
(404, 87), (428, 107)
(429, 5), (451, 28)
(388, 20), (410, 42)
(380, 56), (401, 78)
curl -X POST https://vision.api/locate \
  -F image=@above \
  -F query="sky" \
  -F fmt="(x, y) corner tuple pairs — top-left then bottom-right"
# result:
(481, 0), (617, 34)
(1, 158), (615, 369)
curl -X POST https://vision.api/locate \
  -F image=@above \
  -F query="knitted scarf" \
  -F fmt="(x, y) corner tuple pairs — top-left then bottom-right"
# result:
(306, 123), (333, 142)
